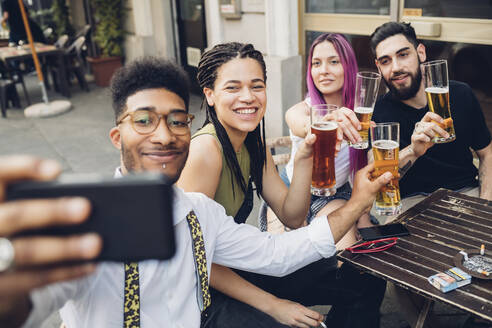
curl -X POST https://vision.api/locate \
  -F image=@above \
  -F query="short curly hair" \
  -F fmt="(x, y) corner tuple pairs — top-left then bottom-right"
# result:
(110, 57), (190, 121)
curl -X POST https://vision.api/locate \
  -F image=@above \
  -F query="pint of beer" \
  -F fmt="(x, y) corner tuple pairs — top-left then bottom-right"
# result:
(311, 104), (338, 196)
(370, 123), (402, 216)
(422, 60), (456, 143)
(355, 107), (373, 147)
(349, 72), (381, 149)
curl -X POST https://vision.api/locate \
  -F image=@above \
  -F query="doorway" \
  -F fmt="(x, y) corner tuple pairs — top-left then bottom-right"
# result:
(175, 0), (207, 94)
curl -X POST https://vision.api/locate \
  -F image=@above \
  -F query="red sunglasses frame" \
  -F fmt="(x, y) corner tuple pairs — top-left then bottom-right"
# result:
(346, 237), (398, 254)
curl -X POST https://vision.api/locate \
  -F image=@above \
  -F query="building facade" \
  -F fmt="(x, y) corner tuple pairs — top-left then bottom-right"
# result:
(125, 0), (492, 138)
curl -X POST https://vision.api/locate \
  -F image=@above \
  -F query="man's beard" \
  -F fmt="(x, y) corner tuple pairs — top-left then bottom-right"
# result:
(383, 63), (422, 101)
(121, 142), (187, 184)
(121, 142), (137, 172)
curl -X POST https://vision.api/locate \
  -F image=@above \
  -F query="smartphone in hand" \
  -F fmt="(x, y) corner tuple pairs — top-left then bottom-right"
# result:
(7, 173), (175, 262)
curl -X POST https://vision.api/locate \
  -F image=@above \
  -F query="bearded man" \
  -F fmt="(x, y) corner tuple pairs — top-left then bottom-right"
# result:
(370, 22), (492, 210)
(369, 22), (492, 328)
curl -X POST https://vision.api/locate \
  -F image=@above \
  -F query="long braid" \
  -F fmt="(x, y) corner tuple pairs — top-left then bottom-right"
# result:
(197, 42), (267, 197)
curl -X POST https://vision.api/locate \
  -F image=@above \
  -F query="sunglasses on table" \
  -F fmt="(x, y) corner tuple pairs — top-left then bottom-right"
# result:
(346, 237), (398, 254)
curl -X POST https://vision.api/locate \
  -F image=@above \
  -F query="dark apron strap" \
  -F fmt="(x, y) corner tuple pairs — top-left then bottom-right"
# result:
(233, 177), (254, 224)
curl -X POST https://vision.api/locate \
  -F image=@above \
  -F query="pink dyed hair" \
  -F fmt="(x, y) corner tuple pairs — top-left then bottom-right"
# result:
(306, 33), (367, 175)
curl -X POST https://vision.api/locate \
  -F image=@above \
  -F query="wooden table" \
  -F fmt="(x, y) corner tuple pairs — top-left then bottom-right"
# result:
(0, 38), (9, 47)
(338, 189), (492, 327)
(0, 43), (70, 98)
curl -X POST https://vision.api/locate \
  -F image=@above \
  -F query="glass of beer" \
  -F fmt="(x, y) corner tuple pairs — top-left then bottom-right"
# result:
(311, 104), (338, 196)
(422, 59), (455, 143)
(370, 122), (402, 215)
(349, 71), (381, 149)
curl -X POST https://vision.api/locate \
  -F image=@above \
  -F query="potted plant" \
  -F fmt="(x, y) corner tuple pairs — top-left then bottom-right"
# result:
(87, 0), (125, 87)
(51, 0), (74, 38)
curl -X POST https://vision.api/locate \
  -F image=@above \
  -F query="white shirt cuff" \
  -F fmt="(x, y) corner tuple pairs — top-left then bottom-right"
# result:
(307, 215), (337, 258)
(22, 290), (49, 328)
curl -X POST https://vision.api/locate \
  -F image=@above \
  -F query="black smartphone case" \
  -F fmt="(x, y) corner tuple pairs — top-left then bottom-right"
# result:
(7, 173), (175, 262)
(358, 223), (410, 241)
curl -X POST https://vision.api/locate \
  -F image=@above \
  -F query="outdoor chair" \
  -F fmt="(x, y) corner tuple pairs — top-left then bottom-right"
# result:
(43, 27), (53, 39)
(0, 79), (19, 118)
(72, 25), (91, 68)
(54, 34), (69, 49)
(49, 36), (89, 93)
(266, 136), (292, 168)
(259, 136), (292, 233)
(0, 61), (30, 106)
(74, 25), (91, 41)
(42, 34), (69, 91)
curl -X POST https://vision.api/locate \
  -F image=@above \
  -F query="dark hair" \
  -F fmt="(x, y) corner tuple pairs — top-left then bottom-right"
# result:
(110, 57), (190, 121)
(370, 22), (419, 54)
(197, 42), (267, 197)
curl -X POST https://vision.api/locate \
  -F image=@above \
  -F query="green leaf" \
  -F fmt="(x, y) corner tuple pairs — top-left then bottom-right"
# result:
(91, 0), (125, 57)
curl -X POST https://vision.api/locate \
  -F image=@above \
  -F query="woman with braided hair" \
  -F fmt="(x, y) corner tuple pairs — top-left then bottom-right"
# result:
(180, 42), (317, 227)
(178, 42), (386, 328)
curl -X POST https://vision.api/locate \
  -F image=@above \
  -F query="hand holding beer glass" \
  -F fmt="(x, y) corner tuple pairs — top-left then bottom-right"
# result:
(311, 104), (338, 196)
(370, 122), (402, 215)
(349, 72), (381, 149)
(422, 59), (456, 143)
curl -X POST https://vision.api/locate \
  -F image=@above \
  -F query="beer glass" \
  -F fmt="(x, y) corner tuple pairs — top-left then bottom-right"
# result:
(370, 122), (402, 215)
(311, 104), (338, 196)
(349, 71), (381, 149)
(422, 59), (456, 143)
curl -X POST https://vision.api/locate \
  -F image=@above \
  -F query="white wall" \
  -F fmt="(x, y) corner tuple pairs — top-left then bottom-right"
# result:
(202, 0), (302, 137)
(124, 0), (177, 62)
(151, 0), (176, 60)
(205, 0), (266, 52)
(125, 0), (268, 60)
(122, 0), (302, 138)
(222, 13), (266, 53)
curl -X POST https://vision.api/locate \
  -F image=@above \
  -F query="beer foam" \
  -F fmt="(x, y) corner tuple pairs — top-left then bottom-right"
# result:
(373, 139), (399, 149)
(355, 106), (373, 114)
(312, 121), (338, 131)
(425, 87), (448, 94)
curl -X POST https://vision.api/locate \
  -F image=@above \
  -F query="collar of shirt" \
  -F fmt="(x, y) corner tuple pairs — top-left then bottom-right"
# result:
(114, 167), (191, 226)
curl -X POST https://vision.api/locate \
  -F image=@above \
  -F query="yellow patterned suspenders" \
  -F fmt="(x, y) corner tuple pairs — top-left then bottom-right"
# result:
(185, 210), (211, 312)
(123, 210), (210, 327)
(123, 262), (141, 328)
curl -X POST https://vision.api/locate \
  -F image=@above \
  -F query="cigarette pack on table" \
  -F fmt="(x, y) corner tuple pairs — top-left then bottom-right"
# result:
(428, 267), (471, 293)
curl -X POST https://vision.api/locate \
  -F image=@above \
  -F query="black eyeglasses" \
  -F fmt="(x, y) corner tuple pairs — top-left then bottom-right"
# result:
(117, 109), (194, 135)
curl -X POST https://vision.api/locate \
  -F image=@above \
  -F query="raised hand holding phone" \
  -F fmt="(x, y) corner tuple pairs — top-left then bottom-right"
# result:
(7, 171), (175, 262)
(0, 156), (102, 326)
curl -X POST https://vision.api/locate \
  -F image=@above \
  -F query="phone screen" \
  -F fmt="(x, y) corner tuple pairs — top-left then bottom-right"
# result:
(358, 223), (410, 241)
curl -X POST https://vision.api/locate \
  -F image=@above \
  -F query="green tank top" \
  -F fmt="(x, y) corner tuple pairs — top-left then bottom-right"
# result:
(192, 124), (250, 217)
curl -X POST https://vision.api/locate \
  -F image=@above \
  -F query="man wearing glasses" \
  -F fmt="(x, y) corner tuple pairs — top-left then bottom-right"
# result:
(0, 57), (391, 328)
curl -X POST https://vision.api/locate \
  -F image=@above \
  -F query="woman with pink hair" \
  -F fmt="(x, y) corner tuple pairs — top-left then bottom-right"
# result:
(274, 33), (373, 246)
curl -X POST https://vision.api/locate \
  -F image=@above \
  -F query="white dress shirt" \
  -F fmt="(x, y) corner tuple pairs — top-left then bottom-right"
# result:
(24, 172), (336, 328)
